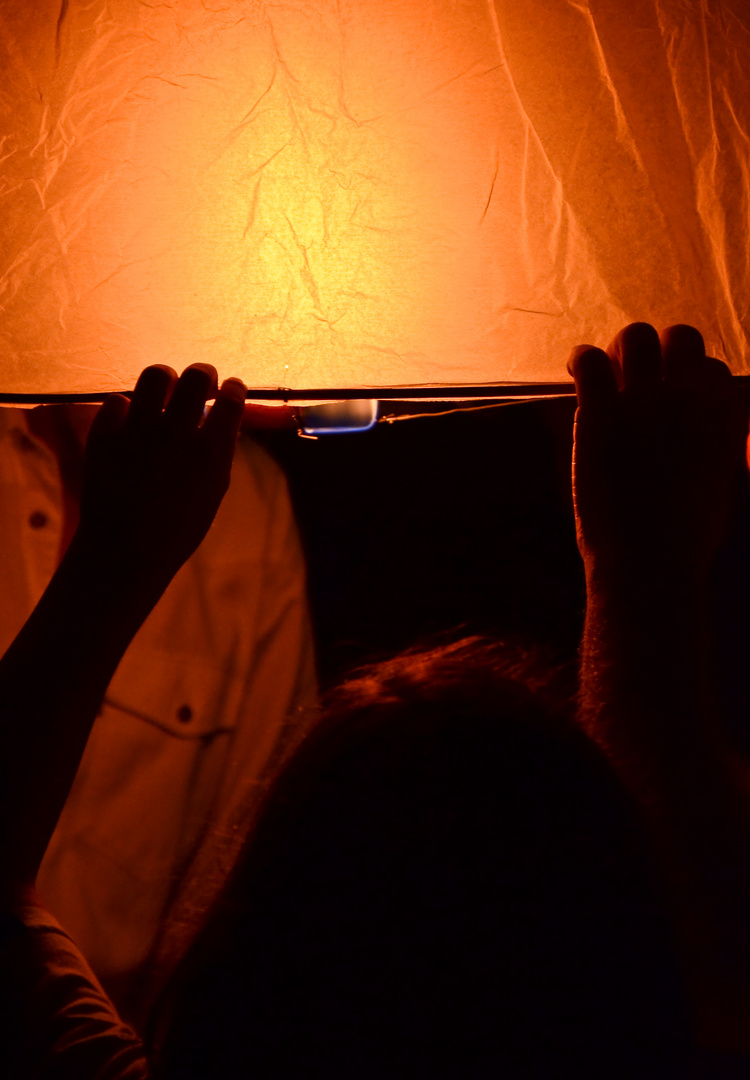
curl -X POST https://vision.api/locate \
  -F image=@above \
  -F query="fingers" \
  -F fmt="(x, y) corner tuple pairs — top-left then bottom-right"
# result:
(660, 324), (733, 391)
(660, 322), (705, 364)
(660, 324), (706, 386)
(573, 322), (731, 400)
(163, 364), (218, 437)
(127, 365), (178, 433)
(568, 345), (618, 412)
(609, 323), (661, 396)
(201, 378), (247, 454)
(126, 365), (242, 449)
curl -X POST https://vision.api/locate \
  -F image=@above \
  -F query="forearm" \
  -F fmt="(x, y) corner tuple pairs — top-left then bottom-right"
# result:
(580, 560), (714, 771)
(0, 532), (169, 893)
(1, 893), (148, 1078)
(581, 562), (750, 1047)
(0, 365), (243, 901)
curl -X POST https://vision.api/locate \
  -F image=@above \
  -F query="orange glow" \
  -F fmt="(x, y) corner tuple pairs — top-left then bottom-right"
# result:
(1, 1), (749, 394)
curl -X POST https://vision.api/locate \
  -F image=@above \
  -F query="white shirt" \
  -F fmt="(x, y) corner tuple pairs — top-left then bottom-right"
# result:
(0, 409), (317, 1015)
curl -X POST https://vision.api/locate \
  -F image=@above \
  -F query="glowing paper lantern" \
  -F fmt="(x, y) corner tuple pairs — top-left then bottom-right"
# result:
(1, 0), (749, 396)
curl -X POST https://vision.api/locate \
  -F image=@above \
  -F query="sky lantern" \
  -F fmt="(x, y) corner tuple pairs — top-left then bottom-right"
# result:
(1, 0), (749, 399)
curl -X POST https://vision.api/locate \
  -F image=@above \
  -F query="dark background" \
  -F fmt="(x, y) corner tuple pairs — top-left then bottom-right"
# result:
(260, 396), (750, 757)
(259, 397), (585, 690)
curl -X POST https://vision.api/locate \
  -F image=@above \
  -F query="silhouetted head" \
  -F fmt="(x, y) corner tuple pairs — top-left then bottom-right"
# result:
(155, 639), (690, 1078)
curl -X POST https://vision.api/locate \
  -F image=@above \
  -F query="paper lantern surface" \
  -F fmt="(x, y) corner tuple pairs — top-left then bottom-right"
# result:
(1, 0), (749, 394)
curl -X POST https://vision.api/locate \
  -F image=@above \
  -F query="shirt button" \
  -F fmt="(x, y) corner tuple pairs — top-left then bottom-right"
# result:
(29, 511), (48, 529)
(177, 704), (193, 724)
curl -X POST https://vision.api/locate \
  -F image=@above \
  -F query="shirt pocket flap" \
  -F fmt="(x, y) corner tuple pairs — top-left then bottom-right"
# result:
(103, 647), (242, 739)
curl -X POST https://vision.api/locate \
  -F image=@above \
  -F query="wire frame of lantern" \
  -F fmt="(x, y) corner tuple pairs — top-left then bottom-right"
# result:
(1, 0), (749, 403)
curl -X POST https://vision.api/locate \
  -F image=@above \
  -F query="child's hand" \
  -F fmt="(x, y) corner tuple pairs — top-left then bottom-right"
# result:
(570, 323), (747, 581)
(79, 363), (246, 583)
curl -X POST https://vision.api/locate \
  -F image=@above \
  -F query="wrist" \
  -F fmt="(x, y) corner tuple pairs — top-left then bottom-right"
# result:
(48, 531), (174, 662)
(583, 550), (708, 606)
(63, 529), (173, 606)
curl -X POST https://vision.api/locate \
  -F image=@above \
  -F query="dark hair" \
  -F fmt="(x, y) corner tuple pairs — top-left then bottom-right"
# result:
(154, 639), (690, 1078)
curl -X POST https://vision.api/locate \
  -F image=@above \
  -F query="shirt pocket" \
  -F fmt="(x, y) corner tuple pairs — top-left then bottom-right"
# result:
(38, 655), (247, 983)
(103, 645), (244, 739)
